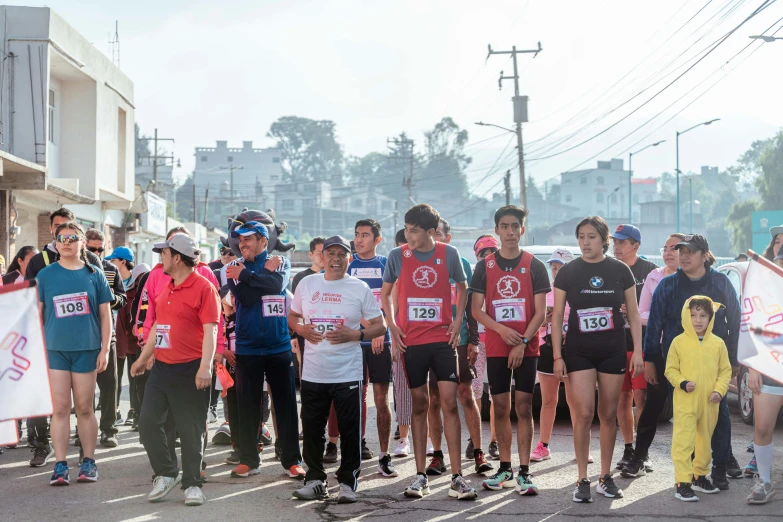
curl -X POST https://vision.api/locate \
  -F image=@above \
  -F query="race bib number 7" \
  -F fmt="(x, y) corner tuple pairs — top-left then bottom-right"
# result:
(407, 298), (442, 322)
(155, 325), (171, 349)
(577, 307), (614, 333)
(53, 292), (90, 319)
(262, 295), (286, 317)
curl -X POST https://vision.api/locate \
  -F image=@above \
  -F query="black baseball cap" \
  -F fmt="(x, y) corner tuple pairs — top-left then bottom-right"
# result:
(322, 235), (352, 254)
(675, 234), (710, 253)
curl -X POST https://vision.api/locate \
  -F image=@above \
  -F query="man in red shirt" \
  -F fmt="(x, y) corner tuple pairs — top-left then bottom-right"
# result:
(131, 234), (220, 507)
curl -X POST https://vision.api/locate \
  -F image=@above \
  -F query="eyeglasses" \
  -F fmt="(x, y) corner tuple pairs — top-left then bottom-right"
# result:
(87, 246), (105, 254)
(56, 234), (81, 245)
(221, 250), (235, 257)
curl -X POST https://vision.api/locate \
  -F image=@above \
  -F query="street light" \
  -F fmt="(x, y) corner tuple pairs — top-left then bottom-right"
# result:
(628, 140), (666, 225)
(676, 118), (720, 231)
(475, 121), (516, 134)
(749, 35), (783, 42)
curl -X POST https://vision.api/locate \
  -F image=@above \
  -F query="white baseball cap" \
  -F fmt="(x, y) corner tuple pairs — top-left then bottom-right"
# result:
(546, 248), (575, 265)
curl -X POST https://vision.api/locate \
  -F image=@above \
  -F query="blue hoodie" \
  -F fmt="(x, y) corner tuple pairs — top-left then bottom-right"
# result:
(644, 267), (740, 366)
(227, 250), (291, 356)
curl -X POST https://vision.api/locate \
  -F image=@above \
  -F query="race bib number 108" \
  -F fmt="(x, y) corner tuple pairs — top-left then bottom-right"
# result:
(53, 292), (90, 319)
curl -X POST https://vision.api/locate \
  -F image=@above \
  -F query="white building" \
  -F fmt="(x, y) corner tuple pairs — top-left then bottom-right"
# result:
(558, 159), (658, 224)
(0, 6), (135, 257)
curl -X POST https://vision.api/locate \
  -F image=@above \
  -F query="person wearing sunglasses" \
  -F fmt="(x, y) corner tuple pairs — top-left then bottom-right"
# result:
(208, 246), (236, 271)
(36, 221), (114, 485)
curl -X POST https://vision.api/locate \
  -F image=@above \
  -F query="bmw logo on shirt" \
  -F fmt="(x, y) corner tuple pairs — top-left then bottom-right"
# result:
(589, 276), (604, 289)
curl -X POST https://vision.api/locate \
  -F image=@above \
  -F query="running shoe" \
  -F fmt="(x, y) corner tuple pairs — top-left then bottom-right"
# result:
(588, 454), (595, 464)
(642, 456), (654, 472)
(361, 439), (374, 460)
(675, 482), (699, 502)
(426, 438), (434, 457)
(404, 474), (430, 498)
(100, 432), (118, 448)
(710, 468), (729, 491)
(323, 442), (338, 463)
(77, 458), (98, 482)
(573, 478), (593, 503)
(259, 425), (273, 446)
(337, 483), (357, 504)
(212, 422), (231, 445)
(692, 475), (719, 494)
(394, 425), (400, 440)
(208, 406), (218, 424)
(184, 486), (206, 506)
(465, 438), (474, 460)
(530, 442), (551, 462)
(620, 457), (646, 478)
(727, 455), (742, 479)
(597, 473), (623, 498)
(744, 456), (758, 478)
(124, 409), (135, 426)
(393, 438), (410, 458)
(30, 444), (54, 468)
(148, 474), (181, 501)
(49, 461), (70, 486)
(747, 478), (775, 504)
(293, 480), (329, 501)
(482, 468), (515, 491)
(516, 472), (539, 495)
(616, 446), (635, 470)
(747, 441), (755, 453)
(114, 411), (124, 427)
(449, 475), (478, 500)
(378, 455), (398, 477)
(287, 464), (305, 480)
(426, 456), (447, 476)
(475, 452), (493, 474)
(74, 436), (81, 447)
(231, 464), (261, 478)
(225, 449), (240, 466)
(488, 441), (499, 460)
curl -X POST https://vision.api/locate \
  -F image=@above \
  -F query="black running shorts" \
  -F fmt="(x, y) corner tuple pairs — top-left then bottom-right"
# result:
(402, 342), (459, 390)
(486, 356), (538, 395)
(362, 343), (393, 384)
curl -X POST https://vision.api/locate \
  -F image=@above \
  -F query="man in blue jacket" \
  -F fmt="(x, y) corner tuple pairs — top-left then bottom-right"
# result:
(225, 221), (304, 480)
(621, 234), (741, 489)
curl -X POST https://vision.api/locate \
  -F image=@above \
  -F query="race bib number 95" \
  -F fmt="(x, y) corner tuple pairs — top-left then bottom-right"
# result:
(53, 292), (90, 319)
(407, 298), (442, 322)
(577, 307), (614, 333)
(310, 315), (345, 335)
(262, 295), (286, 317)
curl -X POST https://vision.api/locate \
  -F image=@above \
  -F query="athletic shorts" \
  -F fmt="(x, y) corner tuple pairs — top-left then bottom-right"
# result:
(429, 344), (475, 389)
(622, 352), (647, 391)
(537, 341), (554, 375)
(48, 349), (100, 373)
(486, 356), (538, 395)
(362, 343), (393, 384)
(402, 342), (459, 390)
(564, 346), (626, 375)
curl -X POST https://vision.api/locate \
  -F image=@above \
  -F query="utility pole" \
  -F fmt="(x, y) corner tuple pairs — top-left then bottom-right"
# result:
(504, 169), (511, 206)
(192, 181), (197, 223)
(393, 201), (399, 235)
(151, 128), (175, 189)
(487, 42), (542, 243)
(387, 136), (415, 206)
(219, 164), (244, 218)
(203, 186), (209, 227)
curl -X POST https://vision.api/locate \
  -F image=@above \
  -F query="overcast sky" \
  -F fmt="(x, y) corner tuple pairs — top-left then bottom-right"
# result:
(14, 0), (783, 192)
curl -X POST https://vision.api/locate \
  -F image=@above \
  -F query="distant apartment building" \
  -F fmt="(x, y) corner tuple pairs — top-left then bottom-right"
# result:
(192, 140), (283, 228)
(558, 159), (658, 224)
(0, 6), (135, 259)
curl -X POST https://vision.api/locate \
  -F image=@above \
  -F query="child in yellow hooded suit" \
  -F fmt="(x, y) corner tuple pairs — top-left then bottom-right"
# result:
(665, 296), (732, 501)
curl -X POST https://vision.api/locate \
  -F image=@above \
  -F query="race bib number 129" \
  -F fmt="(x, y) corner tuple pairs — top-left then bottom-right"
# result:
(53, 292), (90, 319)
(577, 307), (614, 333)
(407, 298), (442, 322)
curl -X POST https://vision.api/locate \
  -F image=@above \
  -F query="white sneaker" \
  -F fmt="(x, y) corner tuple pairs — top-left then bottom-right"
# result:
(426, 438), (434, 457)
(148, 474), (182, 502)
(337, 483), (357, 504)
(393, 438), (410, 457)
(208, 406), (218, 424)
(184, 486), (206, 506)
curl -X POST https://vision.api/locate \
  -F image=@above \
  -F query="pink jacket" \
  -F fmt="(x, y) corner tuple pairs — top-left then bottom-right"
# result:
(638, 266), (667, 326)
(137, 262), (225, 353)
(539, 289), (570, 342)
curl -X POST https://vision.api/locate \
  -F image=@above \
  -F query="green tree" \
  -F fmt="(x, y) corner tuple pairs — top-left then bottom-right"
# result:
(416, 117), (471, 196)
(756, 131), (783, 210)
(267, 116), (345, 185)
(727, 199), (759, 254)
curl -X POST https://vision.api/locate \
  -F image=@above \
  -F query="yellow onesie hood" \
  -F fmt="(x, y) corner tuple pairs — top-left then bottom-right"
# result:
(680, 295), (721, 342)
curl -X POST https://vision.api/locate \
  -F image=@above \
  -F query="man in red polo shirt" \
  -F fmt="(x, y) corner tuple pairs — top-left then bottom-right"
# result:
(131, 234), (220, 507)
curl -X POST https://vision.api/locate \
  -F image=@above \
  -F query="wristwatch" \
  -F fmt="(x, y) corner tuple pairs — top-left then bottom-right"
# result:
(521, 336), (530, 346)
(359, 331), (365, 342)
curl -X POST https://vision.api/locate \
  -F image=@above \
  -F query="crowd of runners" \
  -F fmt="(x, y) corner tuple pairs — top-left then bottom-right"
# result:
(1, 203), (782, 507)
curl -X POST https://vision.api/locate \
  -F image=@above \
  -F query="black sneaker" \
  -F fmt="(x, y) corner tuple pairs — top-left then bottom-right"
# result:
(727, 455), (742, 479)
(620, 457), (646, 478)
(224, 450), (240, 466)
(361, 439), (374, 460)
(675, 482), (699, 502)
(488, 441), (499, 460)
(616, 446), (634, 470)
(692, 475), (719, 494)
(323, 442), (338, 464)
(710, 469), (729, 491)
(573, 478), (593, 503)
(474, 452), (493, 474)
(100, 432), (118, 448)
(597, 473), (623, 498)
(274, 439), (282, 461)
(377, 455), (398, 477)
(465, 438), (474, 460)
(394, 425), (400, 440)
(426, 456), (447, 476)
(124, 410), (135, 426)
(29, 445), (54, 467)
(643, 456), (654, 472)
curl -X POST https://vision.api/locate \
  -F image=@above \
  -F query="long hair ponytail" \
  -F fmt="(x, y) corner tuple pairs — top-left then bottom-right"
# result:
(54, 221), (95, 273)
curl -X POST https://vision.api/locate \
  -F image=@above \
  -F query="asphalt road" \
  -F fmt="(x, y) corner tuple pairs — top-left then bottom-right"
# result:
(1, 385), (781, 522)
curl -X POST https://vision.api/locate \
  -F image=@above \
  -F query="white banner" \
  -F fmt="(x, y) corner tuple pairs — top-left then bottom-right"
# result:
(738, 257), (783, 385)
(0, 283), (53, 422)
(0, 419), (19, 446)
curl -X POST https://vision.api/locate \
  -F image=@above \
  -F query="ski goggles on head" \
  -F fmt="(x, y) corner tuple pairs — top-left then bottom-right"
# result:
(56, 234), (81, 245)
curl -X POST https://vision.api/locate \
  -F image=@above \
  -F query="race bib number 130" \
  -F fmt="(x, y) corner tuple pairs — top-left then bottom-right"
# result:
(577, 307), (614, 333)
(53, 292), (90, 319)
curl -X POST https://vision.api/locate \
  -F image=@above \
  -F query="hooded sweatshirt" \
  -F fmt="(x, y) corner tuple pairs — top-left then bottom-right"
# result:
(644, 267), (740, 366)
(665, 296), (732, 402)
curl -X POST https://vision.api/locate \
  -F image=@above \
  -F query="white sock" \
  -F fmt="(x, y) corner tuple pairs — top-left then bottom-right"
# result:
(380, 451), (387, 458)
(755, 442), (773, 484)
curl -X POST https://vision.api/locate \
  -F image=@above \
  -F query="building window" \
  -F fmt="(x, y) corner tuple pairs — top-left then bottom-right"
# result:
(580, 177), (587, 185)
(201, 156), (208, 162)
(565, 195), (572, 202)
(282, 199), (294, 210)
(48, 89), (55, 143)
(596, 193), (604, 203)
(596, 176), (604, 185)
(227, 156), (233, 162)
(272, 157), (281, 163)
